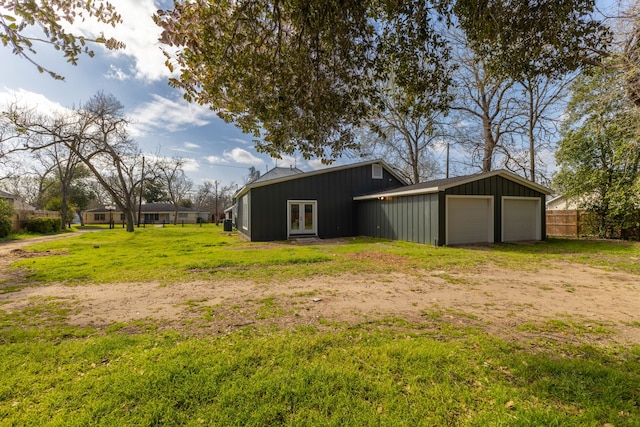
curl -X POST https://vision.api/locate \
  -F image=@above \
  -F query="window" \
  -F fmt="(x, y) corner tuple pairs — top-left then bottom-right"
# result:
(241, 195), (248, 230)
(178, 213), (188, 218)
(94, 213), (105, 221)
(372, 164), (383, 179)
(144, 213), (159, 223)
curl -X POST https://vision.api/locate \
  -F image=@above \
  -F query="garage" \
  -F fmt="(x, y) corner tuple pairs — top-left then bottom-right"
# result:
(446, 196), (494, 245)
(502, 197), (541, 242)
(356, 169), (551, 246)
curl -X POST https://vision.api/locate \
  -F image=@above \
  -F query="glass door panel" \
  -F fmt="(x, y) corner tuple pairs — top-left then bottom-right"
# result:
(304, 204), (314, 230)
(290, 203), (300, 232)
(288, 201), (316, 235)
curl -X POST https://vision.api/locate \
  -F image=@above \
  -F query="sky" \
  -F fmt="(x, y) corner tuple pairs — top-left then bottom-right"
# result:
(0, 1), (624, 192)
(0, 0), (333, 189)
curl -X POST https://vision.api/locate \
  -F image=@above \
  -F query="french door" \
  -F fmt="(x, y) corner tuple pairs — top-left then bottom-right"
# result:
(288, 200), (317, 236)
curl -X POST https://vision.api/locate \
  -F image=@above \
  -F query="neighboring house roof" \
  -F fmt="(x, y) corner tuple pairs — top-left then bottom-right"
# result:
(0, 190), (36, 210)
(251, 166), (304, 183)
(86, 203), (209, 213)
(546, 194), (583, 210)
(0, 190), (16, 201)
(235, 159), (407, 198)
(354, 169), (552, 200)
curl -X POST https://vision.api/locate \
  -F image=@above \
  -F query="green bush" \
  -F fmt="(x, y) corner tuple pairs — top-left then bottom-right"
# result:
(0, 199), (14, 237)
(0, 217), (11, 237)
(24, 217), (61, 233)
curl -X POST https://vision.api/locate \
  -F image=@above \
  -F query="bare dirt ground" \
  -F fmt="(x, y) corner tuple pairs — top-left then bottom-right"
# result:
(1, 235), (639, 346)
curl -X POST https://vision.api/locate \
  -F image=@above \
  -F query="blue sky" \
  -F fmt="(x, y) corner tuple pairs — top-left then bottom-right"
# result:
(0, 0), (332, 188)
(1, 1), (622, 189)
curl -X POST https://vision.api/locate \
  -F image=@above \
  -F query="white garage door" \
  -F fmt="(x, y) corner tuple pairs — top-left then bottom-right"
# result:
(447, 197), (493, 245)
(502, 197), (540, 242)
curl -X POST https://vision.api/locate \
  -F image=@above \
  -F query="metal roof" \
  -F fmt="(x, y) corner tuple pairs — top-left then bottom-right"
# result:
(251, 166), (304, 183)
(0, 190), (17, 199)
(354, 169), (552, 200)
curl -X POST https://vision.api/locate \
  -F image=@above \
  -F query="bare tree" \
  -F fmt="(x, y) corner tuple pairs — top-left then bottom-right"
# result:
(358, 75), (449, 184)
(150, 156), (193, 225)
(449, 48), (519, 173)
(74, 93), (143, 231)
(246, 166), (261, 184)
(4, 92), (143, 232)
(445, 28), (572, 182)
(515, 74), (573, 182)
(0, 166), (51, 208)
(0, 107), (31, 185)
(194, 179), (233, 224)
(28, 140), (83, 228)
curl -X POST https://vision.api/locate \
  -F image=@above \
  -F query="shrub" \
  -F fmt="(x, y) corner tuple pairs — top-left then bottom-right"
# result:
(0, 217), (11, 237)
(0, 199), (14, 237)
(24, 217), (62, 233)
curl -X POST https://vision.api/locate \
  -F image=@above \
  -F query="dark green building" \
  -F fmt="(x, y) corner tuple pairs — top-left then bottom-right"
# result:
(235, 160), (406, 242)
(234, 161), (551, 245)
(355, 170), (551, 245)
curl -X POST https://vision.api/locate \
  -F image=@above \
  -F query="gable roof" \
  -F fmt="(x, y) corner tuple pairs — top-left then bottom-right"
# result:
(0, 190), (16, 200)
(354, 169), (552, 200)
(235, 159), (407, 198)
(251, 166), (304, 183)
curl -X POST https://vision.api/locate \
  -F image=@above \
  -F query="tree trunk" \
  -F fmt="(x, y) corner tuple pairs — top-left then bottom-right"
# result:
(124, 208), (135, 232)
(60, 192), (68, 230)
(482, 118), (495, 172)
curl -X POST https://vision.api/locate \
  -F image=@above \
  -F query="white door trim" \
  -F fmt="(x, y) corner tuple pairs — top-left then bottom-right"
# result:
(501, 196), (541, 241)
(287, 200), (318, 237)
(446, 195), (494, 245)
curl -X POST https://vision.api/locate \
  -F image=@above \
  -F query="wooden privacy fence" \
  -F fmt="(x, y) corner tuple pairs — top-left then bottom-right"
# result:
(11, 210), (60, 231)
(546, 210), (587, 237)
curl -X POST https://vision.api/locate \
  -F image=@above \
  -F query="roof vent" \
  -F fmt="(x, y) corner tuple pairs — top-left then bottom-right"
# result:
(372, 164), (383, 179)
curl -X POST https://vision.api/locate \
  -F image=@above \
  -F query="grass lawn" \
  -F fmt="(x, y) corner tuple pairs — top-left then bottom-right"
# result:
(8, 225), (640, 284)
(1, 225), (639, 426)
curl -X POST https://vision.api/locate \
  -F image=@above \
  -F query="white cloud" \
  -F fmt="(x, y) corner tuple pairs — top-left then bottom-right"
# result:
(224, 148), (263, 165)
(226, 137), (252, 145)
(0, 88), (69, 115)
(170, 141), (201, 153)
(66, 0), (173, 82)
(306, 159), (334, 170)
(205, 155), (227, 164)
(129, 94), (217, 137)
(105, 65), (131, 81)
(182, 157), (200, 173)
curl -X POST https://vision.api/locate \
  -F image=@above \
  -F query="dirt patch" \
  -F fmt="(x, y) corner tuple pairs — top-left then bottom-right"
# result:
(2, 234), (639, 346)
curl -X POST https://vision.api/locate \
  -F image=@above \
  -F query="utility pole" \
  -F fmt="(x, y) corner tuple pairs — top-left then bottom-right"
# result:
(137, 156), (145, 227)
(446, 143), (450, 179)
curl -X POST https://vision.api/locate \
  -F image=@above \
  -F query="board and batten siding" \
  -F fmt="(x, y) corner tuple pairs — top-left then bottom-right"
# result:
(443, 175), (546, 245)
(357, 174), (546, 246)
(245, 164), (404, 242)
(357, 193), (439, 245)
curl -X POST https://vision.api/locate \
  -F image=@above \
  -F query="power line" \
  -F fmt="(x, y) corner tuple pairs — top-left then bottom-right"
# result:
(205, 162), (254, 170)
